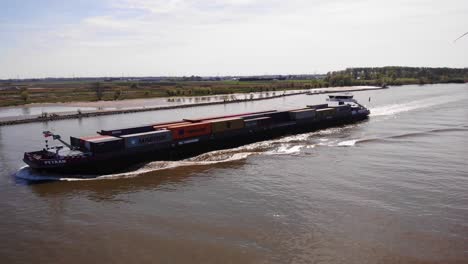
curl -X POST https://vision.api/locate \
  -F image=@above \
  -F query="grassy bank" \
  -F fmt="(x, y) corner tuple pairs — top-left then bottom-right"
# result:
(0, 79), (327, 107)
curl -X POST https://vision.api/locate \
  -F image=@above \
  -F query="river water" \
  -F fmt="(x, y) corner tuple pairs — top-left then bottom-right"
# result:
(0, 84), (467, 263)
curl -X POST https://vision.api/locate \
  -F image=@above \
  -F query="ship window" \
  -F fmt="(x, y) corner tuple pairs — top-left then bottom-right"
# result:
(179, 129), (185, 135)
(227, 122), (231, 128)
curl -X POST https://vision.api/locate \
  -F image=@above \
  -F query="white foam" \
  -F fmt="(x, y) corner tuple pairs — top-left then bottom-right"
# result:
(15, 150), (256, 182)
(15, 166), (88, 181)
(337, 140), (358, 147)
(83, 151), (255, 180)
(265, 144), (304, 155)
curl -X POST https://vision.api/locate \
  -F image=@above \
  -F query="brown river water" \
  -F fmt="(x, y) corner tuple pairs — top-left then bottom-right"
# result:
(0, 84), (467, 263)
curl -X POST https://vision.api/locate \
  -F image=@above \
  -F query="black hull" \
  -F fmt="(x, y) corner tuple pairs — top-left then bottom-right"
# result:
(25, 114), (368, 177)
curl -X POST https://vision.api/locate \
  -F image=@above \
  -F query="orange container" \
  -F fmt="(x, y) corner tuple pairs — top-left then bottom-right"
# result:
(168, 123), (212, 140)
(80, 135), (115, 141)
(153, 121), (191, 130)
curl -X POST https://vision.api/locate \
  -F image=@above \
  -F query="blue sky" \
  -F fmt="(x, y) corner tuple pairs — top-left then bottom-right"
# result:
(1, 0), (467, 78)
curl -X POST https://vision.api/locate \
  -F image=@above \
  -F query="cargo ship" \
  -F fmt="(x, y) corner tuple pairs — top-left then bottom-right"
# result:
(23, 94), (370, 176)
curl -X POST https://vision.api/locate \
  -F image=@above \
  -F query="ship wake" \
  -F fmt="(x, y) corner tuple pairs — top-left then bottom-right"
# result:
(334, 126), (468, 147)
(369, 96), (462, 117)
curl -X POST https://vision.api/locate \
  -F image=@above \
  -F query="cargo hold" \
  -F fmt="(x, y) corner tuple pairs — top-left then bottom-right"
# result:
(244, 117), (272, 128)
(289, 109), (316, 120)
(209, 118), (244, 133)
(82, 136), (124, 153)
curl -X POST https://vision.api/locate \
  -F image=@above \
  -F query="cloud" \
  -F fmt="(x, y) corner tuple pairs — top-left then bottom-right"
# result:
(115, 0), (268, 14)
(83, 16), (136, 31)
(115, 0), (186, 14)
(1, 0), (467, 78)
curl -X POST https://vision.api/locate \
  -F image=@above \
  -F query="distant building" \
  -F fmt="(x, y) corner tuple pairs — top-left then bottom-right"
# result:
(0, 86), (20, 91)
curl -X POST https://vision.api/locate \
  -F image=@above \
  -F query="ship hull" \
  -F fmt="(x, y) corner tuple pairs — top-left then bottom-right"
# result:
(24, 113), (368, 177)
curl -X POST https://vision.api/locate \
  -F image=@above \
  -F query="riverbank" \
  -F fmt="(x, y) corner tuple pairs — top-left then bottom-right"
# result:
(0, 86), (385, 126)
(0, 78), (328, 107)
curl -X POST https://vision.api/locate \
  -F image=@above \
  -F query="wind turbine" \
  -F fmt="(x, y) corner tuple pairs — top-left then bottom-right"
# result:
(454, 32), (468, 43)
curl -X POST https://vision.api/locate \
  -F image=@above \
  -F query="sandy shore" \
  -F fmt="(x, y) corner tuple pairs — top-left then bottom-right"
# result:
(0, 86), (385, 126)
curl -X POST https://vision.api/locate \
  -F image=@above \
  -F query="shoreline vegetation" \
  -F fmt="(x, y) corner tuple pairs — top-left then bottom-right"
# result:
(326, 66), (467, 86)
(0, 86), (385, 126)
(1, 67), (467, 108)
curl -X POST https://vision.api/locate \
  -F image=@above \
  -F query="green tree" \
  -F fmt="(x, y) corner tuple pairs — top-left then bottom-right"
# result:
(20, 89), (29, 102)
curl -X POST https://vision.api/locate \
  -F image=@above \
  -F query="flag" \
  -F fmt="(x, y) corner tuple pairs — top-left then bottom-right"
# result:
(43, 131), (53, 138)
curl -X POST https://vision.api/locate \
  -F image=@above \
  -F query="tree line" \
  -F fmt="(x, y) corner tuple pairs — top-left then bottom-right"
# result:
(326, 66), (468, 86)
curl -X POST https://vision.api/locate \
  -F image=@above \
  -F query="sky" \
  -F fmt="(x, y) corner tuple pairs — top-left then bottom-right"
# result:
(0, 0), (467, 78)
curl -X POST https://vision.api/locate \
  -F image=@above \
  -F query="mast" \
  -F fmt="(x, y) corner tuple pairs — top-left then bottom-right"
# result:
(43, 131), (75, 150)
